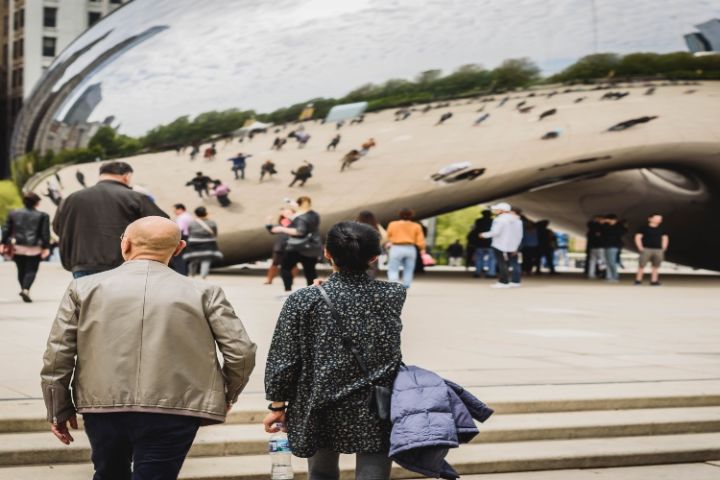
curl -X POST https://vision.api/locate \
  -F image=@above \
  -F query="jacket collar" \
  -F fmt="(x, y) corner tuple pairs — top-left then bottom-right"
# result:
(98, 179), (132, 189)
(326, 270), (372, 285)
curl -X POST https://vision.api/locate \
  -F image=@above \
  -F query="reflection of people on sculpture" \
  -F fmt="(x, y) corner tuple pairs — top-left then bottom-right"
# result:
(538, 108), (556, 121)
(289, 161), (314, 187)
(203, 143), (217, 161)
(228, 153), (250, 180)
(350, 114), (364, 124)
(271, 137), (287, 150)
(260, 160), (277, 182)
(474, 113), (490, 126)
(359, 138), (376, 156)
(189, 144), (200, 160)
(289, 130), (311, 148)
(436, 112), (453, 125)
(327, 134), (341, 151)
(340, 150), (361, 172)
(541, 128), (563, 140)
(43, 181), (62, 207)
(607, 116), (658, 132)
(75, 170), (86, 188)
(185, 171), (213, 198)
(211, 180), (231, 208)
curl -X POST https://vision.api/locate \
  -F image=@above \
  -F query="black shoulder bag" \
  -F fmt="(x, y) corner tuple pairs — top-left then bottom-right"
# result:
(317, 285), (392, 421)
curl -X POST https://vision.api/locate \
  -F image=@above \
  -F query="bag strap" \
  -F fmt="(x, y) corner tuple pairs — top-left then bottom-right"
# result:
(317, 285), (371, 378)
(195, 219), (215, 237)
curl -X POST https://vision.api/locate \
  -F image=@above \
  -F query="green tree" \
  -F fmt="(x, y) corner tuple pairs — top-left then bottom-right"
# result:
(491, 58), (541, 89)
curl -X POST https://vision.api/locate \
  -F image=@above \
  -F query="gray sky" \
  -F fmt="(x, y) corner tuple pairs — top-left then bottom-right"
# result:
(48, 0), (720, 136)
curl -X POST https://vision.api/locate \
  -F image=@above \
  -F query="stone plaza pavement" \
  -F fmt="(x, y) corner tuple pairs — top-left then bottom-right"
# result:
(1, 262), (720, 478)
(2, 262), (719, 400)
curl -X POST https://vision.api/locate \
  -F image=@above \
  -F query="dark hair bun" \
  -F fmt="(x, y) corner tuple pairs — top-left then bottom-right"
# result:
(325, 221), (381, 272)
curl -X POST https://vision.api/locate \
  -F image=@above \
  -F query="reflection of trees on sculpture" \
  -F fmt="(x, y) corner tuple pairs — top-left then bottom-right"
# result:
(21, 51), (720, 186)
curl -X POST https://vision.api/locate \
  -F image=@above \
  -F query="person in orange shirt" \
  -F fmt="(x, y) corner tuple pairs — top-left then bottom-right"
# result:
(386, 208), (426, 288)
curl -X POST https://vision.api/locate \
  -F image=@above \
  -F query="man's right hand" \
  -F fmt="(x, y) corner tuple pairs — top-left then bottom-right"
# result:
(51, 415), (78, 445)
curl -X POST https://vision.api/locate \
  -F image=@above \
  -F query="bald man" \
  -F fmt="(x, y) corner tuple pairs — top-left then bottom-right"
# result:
(41, 216), (256, 479)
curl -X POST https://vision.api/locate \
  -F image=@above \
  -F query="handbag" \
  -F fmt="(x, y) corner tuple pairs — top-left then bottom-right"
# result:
(317, 285), (392, 421)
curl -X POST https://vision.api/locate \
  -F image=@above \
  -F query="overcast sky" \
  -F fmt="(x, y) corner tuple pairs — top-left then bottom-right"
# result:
(48, 0), (720, 136)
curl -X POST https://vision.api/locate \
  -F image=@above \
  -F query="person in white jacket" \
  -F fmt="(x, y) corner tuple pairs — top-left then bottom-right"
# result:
(480, 202), (523, 288)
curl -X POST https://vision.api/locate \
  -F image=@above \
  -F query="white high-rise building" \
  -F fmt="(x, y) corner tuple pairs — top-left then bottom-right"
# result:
(0, 0), (128, 177)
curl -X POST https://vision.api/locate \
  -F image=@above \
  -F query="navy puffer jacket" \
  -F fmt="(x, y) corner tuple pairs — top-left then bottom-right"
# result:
(389, 365), (493, 479)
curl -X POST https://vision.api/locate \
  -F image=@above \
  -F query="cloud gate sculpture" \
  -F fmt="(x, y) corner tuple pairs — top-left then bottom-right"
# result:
(11, 0), (720, 270)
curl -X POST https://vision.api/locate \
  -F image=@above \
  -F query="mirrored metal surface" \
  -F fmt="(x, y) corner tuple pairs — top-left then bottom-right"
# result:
(13, 0), (720, 268)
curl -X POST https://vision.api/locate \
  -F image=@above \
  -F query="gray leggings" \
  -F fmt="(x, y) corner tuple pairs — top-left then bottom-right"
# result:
(308, 449), (392, 480)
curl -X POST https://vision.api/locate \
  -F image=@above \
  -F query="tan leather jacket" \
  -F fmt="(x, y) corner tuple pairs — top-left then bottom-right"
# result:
(40, 260), (257, 424)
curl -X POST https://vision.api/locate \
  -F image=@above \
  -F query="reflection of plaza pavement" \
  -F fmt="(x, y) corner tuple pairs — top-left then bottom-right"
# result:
(1, 262), (719, 401)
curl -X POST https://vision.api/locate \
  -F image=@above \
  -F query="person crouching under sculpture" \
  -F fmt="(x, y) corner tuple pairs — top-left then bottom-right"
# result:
(40, 216), (257, 480)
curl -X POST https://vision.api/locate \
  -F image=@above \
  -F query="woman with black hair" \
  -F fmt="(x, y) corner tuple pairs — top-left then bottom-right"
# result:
(263, 221), (406, 480)
(1, 192), (50, 302)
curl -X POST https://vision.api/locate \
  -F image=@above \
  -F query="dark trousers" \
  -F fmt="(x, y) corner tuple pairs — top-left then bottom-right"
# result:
(281, 251), (318, 291)
(494, 248), (521, 284)
(83, 412), (200, 480)
(13, 254), (41, 290)
(308, 448), (391, 480)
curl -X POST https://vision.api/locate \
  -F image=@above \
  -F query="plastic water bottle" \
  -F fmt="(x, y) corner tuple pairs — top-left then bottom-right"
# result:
(269, 423), (293, 480)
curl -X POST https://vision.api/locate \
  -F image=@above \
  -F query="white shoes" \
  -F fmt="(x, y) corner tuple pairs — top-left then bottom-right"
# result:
(490, 282), (510, 289)
(509, 282), (521, 288)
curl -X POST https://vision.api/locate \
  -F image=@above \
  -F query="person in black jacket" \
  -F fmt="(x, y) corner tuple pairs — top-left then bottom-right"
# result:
(1, 192), (51, 302)
(52, 161), (168, 278)
(185, 171), (213, 197)
(603, 214), (626, 281)
(468, 210), (495, 277)
(271, 196), (321, 291)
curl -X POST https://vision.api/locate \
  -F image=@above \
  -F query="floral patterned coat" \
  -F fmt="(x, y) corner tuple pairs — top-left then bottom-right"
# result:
(265, 271), (406, 457)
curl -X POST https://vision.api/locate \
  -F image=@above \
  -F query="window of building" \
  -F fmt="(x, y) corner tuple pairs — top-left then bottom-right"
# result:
(42, 36), (56, 57)
(43, 7), (57, 28)
(11, 8), (24, 30)
(110, 0), (123, 4)
(12, 38), (23, 59)
(88, 11), (102, 27)
(11, 67), (22, 89)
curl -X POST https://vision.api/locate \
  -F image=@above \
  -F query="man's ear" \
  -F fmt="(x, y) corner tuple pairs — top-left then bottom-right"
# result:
(173, 240), (187, 257)
(121, 237), (131, 260)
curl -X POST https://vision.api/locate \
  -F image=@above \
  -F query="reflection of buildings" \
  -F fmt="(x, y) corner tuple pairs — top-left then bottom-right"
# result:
(44, 116), (113, 153)
(0, 0), (129, 177)
(63, 83), (102, 125)
(43, 83), (110, 154)
(685, 19), (720, 53)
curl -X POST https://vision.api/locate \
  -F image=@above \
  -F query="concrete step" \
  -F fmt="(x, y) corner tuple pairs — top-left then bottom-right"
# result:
(459, 462), (720, 480)
(3, 379), (720, 432)
(1, 407), (719, 467)
(1, 433), (719, 479)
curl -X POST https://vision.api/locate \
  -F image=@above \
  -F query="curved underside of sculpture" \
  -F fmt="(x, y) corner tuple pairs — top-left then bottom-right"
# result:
(11, 0), (720, 270)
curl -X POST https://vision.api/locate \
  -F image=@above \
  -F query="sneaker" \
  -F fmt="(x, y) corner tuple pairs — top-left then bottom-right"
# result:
(508, 282), (521, 288)
(19, 291), (32, 303)
(490, 282), (510, 289)
(634, 280), (642, 285)
(650, 281), (662, 286)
